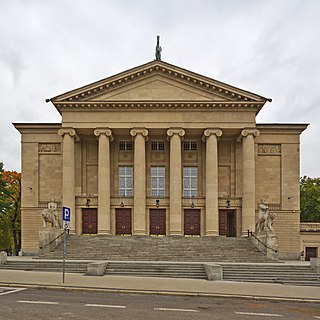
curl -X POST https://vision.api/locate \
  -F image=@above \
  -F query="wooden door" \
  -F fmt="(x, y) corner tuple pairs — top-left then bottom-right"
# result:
(82, 208), (97, 234)
(184, 209), (200, 235)
(150, 209), (166, 235)
(116, 208), (132, 235)
(305, 247), (318, 261)
(219, 210), (236, 237)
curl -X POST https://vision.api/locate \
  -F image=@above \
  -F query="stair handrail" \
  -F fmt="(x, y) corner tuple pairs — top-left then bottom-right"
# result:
(39, 231), (64, 249)
(247, 230), (278, 253)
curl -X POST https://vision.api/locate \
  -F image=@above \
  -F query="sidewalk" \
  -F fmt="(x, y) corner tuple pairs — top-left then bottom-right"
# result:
(1, 259), (320, 302)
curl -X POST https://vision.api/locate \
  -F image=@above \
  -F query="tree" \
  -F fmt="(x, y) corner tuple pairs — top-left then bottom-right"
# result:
(0, 162), (21, 255)
(300, 176), (320, 222)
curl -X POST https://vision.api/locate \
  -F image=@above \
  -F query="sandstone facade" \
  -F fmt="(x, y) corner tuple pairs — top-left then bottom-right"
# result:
(14, 60), (307, 259)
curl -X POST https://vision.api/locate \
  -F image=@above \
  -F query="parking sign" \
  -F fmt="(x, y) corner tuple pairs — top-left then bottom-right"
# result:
(62, 206), (71, 221)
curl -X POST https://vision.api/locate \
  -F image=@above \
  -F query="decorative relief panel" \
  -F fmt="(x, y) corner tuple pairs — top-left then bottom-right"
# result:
(183, 152), (198, 162)
(151, 153), (165, 162)
(38, 143), (61, 154)
(118, 152), (133, 162)
(258, 144), (281, 155)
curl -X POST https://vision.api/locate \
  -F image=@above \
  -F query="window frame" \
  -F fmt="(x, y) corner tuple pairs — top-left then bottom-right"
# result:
(119, 140), (133, 151)
(150, 166), (166, 197)
(183, 166), (198, 198)
(118, 166), (133, 197)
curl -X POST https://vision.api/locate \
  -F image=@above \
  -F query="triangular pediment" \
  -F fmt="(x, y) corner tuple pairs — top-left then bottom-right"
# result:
(88, 76), (230, 101)
(51, 60), (270, 113)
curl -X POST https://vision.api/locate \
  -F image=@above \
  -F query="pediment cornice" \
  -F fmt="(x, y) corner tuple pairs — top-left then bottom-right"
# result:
(50, 60), (270, 107)
(55, 100), (264, 113)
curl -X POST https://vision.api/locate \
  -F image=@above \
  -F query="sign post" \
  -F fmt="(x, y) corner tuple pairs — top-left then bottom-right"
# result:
(62, 207), (70, 284)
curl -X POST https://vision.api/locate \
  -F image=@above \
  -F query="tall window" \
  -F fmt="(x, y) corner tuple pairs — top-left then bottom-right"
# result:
(119, 140), (133, 151)
(119, 166), (133, 197)
(183, 167), (198, 197)
(151, 167), (165, 197)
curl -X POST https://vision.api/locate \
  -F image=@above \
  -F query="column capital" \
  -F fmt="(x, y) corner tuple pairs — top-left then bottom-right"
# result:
(130, 128), (149, 140)
(241, 128), (260, 138)
(58, 128), (79, 141)
(94, 128), (114, 141)
(202, 128), (222, 142)
(166, 128), (185, 139)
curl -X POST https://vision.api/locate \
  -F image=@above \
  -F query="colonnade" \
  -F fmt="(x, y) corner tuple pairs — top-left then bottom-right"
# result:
(58, 127), (259, 236)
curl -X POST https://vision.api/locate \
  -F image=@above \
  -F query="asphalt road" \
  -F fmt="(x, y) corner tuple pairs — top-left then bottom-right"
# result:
(1, 287), (320, 320)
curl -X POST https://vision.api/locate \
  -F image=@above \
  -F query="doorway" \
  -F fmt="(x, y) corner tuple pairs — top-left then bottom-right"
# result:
(115, 208), (132, 235)
(305, 247), (318, 261)
(150, 209), (166, 235)
(219, 210), (236, 237)
(82, 208), (97, 234)
(184, 209), (200, 235)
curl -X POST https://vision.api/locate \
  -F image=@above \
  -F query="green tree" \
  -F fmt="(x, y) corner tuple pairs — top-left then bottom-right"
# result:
(0, 162), (21, 255)
(300, 176), (320, 222)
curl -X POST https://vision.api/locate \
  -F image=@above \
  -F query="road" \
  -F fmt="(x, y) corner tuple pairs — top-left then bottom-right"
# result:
(1, 286), (320, 319)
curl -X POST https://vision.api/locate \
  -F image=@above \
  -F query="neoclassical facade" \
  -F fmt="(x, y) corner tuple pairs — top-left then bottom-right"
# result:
(14, 60), (307, 258)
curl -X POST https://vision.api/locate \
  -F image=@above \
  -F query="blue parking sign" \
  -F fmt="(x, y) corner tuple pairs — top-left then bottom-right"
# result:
(62, 207), (71, 221)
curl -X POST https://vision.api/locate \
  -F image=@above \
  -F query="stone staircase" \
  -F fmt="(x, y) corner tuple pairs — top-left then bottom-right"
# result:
(222, 264), (320, 286)
(42, 235), (272, 262)
(104, 261), (207, 279)
(0, 260), (88, 273)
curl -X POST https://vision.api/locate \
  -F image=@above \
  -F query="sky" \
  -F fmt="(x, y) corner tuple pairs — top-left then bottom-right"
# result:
(0, 0), (319, 177)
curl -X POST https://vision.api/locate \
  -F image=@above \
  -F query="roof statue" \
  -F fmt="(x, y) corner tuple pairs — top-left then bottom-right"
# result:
(155, 35), (162, 60)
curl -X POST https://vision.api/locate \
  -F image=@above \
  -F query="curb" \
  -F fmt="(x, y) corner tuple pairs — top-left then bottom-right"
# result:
(1, 282), (320, 303)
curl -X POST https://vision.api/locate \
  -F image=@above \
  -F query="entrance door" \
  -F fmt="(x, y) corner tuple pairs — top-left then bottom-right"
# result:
(82, 208), (97, 234)
(305, 247), (318, 261)
(219, 210), (236, 237)
(150, 209), (166, 235)
(184, 209), (200, 235)
(116, 208), (132, 235)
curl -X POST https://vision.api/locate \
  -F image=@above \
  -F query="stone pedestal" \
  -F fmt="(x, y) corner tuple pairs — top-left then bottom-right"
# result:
(39, 227), (63, 255)
(0, 251), (7, 266)
(310, 257), (320, 273)
(251, 230), (279, 260)
(204, 263), (223, 280)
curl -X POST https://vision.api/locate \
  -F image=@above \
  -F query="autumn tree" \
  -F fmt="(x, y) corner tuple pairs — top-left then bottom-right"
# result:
(0, 162), (21, 255)
(300, 176), (320, 222)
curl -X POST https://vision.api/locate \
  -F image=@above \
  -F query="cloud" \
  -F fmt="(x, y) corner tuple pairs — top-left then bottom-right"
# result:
(0, 0), (319, 177)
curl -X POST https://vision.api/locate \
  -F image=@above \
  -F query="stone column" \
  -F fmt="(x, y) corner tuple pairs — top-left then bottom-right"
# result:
(58, 128), (79, 234)
(130, 128), (148, 235)
(203, 129), (222, 236)
(241, 129), (259, 236)
(167, 128), (185, 235)
(94, 128), (113, 234)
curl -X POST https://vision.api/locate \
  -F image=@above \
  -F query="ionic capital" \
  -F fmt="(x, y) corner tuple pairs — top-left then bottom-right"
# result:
(130, 128), (149, 140)
(166, 128), (185, 140)
(202, 128), (222, 142)
(94, 128), (114, 141)
(241, 129), (260, 138)
(58, 128), (79, 141)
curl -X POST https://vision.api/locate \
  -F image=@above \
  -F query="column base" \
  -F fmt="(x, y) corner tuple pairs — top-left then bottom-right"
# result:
(133, 230), (147, 236)
(169, 231), (183, 236)
(98, 230), (111, 235)
(204, 231), (219, 237)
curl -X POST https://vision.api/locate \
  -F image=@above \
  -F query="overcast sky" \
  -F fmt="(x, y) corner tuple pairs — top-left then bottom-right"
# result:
(0, 0), (319, 177)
